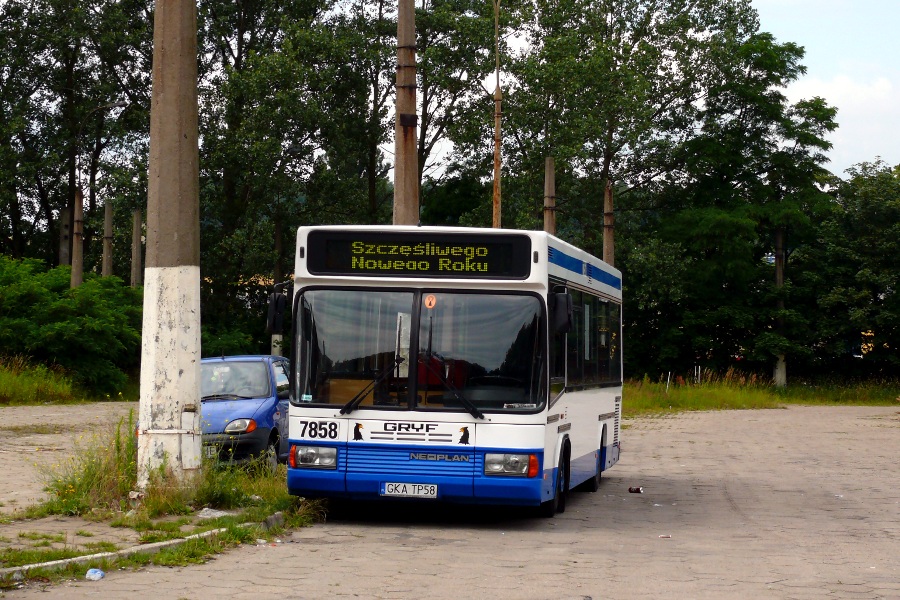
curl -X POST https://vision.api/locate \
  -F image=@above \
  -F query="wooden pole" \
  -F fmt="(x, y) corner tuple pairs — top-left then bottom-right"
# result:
(491, 0), (502, 229)
(392, 0), (419, 225)
(603, 180), (614, 266)
(543, 157), (555, 235)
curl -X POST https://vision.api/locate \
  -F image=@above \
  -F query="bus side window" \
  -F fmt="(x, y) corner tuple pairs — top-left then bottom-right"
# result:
(548, 287), (569, 398)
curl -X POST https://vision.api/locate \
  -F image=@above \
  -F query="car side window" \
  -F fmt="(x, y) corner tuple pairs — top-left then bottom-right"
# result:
(275, 361), (290, 395)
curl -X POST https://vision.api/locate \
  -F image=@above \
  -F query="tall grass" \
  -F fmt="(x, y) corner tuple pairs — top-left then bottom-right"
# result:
(0, 355), (80, 405)
(624, 368), (899, 417)
(38, 412), (139, 515)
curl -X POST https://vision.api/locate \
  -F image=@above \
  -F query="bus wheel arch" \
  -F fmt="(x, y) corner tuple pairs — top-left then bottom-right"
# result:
(539, 437), (570, 517)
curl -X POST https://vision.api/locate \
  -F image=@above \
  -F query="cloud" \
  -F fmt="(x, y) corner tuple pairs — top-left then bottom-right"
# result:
(784, 75), (900, 174)
(786, 75), (893, 108)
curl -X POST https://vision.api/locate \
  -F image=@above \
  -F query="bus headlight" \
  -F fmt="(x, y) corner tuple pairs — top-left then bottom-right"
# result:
(290, 445), (337, 469)
(484, 453), (537, 477)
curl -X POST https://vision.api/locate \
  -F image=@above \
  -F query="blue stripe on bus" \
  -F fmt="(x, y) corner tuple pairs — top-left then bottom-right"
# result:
(548, 247), (622, 290)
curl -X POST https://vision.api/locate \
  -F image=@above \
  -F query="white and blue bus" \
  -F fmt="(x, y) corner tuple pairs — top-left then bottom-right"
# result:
(285, 225), (622, 516)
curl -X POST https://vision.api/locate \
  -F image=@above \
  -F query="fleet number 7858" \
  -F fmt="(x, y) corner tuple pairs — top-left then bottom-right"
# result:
(297, 420), (338, 439)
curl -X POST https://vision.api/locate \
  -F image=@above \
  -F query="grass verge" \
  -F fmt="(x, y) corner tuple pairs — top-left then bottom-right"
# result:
(1, 411), (321, 589)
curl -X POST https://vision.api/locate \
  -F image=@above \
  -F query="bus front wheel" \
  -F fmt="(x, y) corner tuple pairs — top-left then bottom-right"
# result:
(539, 450), (569, 518)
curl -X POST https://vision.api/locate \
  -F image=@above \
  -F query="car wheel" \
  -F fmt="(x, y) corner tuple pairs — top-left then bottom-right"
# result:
(264, 438), (278, 473)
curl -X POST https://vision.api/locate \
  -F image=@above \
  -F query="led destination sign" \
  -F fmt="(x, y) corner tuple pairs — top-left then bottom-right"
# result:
(307, 231), (532, 278)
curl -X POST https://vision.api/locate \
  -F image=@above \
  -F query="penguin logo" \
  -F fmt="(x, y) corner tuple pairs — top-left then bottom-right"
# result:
(458, 427), (470, 445)
(353, 423), (364, 441)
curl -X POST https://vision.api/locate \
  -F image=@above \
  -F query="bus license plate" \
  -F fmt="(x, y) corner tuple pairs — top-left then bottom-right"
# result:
(382, 482), (438, 499)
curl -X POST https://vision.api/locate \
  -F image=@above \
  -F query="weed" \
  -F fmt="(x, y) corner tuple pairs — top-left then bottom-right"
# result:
(81, 541), (119, 553)
(17, 532), (65, 543)
(32, 412), (138, 517)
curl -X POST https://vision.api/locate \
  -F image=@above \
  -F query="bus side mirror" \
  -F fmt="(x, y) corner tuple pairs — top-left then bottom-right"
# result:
(266, 292), (286, 335)
(550, 291), (572, 334)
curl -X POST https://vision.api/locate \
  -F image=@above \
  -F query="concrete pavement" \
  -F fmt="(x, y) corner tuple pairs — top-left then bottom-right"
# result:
(2, 405), (898, 599)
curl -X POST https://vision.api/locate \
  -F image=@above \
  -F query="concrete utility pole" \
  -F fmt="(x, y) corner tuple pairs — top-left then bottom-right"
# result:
(131, 209), (143, 287)
(70, 190), (84, 287)
(543, 157), (556, 235)
(603, 180), (614, 266)
(491, 0), (502, 229)
(101, 203), (113, 276)
(774, 227), (787, 387)
(69, 100), (126, 282)
(392, 0), (419, 225)
(58, 208), (71, 267)
(137, 0), (202, 488)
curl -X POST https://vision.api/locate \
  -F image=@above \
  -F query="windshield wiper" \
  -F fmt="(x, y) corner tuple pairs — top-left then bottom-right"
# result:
(340, 356), (405, 415)
(420, 355), (485, 420)
(202, 394), (239, 401)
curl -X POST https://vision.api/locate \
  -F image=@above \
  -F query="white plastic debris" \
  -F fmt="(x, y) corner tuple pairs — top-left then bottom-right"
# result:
(197, 507), (231, 519)
(85, 568), (105, 581)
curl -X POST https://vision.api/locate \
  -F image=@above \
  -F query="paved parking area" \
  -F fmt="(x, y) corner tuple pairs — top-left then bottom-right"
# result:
(3, 405), (899, 599)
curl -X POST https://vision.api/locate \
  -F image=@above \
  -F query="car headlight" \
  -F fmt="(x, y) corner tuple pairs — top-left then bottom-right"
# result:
(224, 418), (257, 434)
(290, 445), (337, 469)
(484, 453), (538, 477)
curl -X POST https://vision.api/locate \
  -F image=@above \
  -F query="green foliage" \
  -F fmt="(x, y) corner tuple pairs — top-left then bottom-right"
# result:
(2, 0), (897, 385)
(0, 256), (142, 393)
(790, 161), (900, 375)
(201, 325), (257, 358)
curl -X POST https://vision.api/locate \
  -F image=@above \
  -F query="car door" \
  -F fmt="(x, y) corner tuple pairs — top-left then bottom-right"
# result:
(273, 359), (291, 460)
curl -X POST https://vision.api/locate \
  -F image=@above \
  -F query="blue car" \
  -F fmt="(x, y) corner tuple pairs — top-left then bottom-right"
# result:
(201, 355), (290, 469)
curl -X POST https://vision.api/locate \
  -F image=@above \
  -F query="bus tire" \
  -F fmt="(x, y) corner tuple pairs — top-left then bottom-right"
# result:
(586, 466), (601, 492)
(539, 446), (569, 517)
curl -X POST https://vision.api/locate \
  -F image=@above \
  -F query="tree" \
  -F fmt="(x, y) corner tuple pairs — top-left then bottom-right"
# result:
(665, 32), (836, 380)
(791, 161), (900, 375)
(500, 0), (760, 247)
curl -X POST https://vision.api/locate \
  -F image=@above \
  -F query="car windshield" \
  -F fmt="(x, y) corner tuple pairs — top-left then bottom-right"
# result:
(294, 289), (545, 413)
(201, 361), (269, 399)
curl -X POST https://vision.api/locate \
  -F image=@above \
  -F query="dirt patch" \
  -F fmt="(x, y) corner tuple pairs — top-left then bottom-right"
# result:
(0, 402), (137, 514)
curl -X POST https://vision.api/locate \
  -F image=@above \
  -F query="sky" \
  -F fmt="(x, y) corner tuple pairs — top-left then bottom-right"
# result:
(752, 0), (900, 177)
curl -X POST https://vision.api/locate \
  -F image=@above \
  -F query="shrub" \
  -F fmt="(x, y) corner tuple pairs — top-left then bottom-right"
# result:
(0, 256), (142, 394)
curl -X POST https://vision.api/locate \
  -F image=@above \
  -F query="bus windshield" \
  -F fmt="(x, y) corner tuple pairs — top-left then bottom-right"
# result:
(294, 289), (545, 413)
